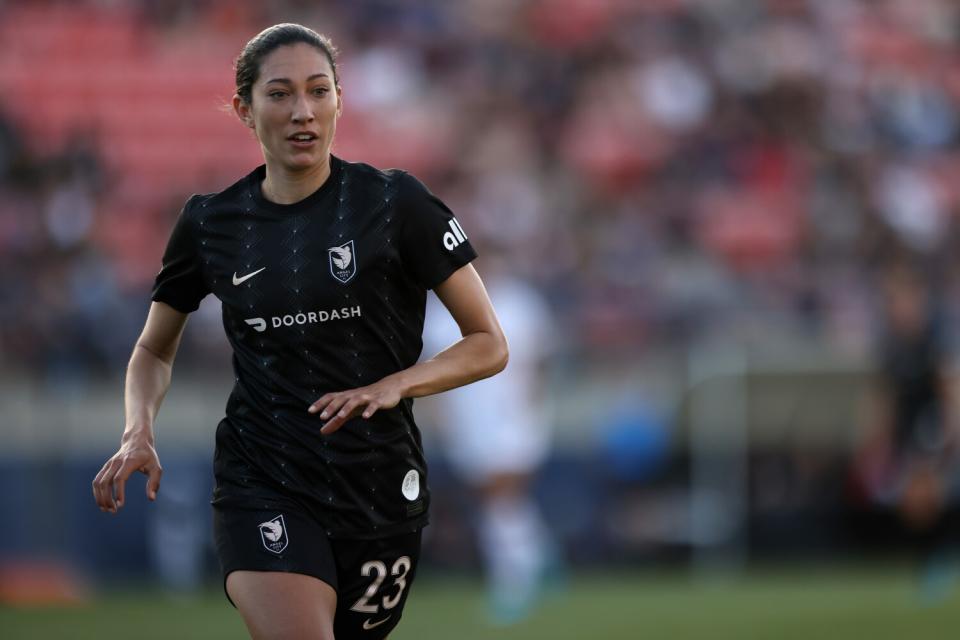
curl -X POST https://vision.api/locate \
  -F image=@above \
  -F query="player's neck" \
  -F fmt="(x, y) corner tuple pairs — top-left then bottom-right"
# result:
(262, 156), (332, 205)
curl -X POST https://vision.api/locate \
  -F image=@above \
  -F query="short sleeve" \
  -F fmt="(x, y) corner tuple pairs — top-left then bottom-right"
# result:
(151, 196), (210, 313)
(397, 173), (477, 289)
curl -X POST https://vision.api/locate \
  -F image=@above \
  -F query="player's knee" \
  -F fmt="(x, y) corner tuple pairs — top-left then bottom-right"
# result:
(249, 622), (334, 640)
(237, 604), (335, 640)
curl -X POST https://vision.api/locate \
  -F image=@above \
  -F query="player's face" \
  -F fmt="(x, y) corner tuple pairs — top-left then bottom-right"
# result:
(236, 43), (342, 174)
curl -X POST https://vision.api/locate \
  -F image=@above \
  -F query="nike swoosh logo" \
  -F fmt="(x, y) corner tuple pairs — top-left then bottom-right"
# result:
(362, 616), (391, 630)
(232, 267), (266, 286)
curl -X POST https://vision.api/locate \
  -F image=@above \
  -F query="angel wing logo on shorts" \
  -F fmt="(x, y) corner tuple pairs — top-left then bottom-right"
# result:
(258, 515), (288, 554)
(328, 240), (357, 284)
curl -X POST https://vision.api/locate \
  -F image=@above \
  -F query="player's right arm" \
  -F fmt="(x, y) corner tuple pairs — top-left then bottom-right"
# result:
(92, 301), (189, 513)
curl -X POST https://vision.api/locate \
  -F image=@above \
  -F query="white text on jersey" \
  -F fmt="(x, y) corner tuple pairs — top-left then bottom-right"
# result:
(244, 306), (362, 333)
(273, 306), (362, 328)
(442, 218), (468, 251)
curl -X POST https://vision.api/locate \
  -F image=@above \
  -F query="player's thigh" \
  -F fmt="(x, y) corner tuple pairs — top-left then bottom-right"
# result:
(332, 530), (423, 640)
(214, 503), (340, 639)
(227, 570), (336, 640)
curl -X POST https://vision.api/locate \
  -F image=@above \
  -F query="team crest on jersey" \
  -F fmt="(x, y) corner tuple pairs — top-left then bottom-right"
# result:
(328, 240), (357, 284)
(258, 515), (288, 554)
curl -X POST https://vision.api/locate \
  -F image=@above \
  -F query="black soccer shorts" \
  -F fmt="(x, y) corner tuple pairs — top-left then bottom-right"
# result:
(214, 504), (422, 640)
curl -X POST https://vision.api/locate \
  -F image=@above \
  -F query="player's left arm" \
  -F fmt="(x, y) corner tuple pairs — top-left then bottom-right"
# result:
(309, 263), (508, 434)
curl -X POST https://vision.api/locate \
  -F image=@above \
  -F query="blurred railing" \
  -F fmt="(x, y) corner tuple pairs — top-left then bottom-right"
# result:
(0, 350), (870, 455)
(1, 353), (875, 580)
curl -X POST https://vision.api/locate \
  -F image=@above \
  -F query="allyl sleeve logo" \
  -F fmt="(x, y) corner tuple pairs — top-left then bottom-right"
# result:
(442, 218), (468, 250)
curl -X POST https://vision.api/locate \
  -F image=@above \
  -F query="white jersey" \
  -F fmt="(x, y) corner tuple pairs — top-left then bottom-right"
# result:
(423, 274), (554, 481)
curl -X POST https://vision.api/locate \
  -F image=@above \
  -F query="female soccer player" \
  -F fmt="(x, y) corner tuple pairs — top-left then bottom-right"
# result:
(92, 23), (507, 640)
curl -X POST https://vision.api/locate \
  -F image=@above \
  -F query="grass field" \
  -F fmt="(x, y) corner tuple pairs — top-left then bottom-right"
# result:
(2, 566), (958, 639)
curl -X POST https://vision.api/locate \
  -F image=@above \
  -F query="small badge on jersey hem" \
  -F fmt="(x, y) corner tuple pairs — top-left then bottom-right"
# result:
(328, 240), (357, 284)
(406, 500), (425, 517)
(258, 515), (289, 554)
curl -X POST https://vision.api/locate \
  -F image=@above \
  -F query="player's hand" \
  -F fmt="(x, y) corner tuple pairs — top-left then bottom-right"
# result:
(92, 434), (162, 513)
(308, 380), (403, 435)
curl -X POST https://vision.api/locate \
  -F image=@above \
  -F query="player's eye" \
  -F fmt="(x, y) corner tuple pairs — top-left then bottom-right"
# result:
(313, 87), (329, 97)
(268, 91), (287, 99)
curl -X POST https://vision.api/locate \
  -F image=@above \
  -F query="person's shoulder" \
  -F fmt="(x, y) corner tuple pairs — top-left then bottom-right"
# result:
(187, 166), (263, 214)
(339, 157), (411, 188)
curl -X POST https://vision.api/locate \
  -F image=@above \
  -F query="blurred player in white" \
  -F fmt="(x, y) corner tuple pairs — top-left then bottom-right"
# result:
(424, 248), (558, 623)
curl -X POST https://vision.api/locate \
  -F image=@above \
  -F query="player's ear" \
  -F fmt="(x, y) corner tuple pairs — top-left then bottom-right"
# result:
(336, 85), (343, 118)
(233, 94), (255, 129)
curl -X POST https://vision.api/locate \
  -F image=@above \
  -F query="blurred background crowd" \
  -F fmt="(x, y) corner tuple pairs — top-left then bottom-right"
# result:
(7, 0), (960, 375)
(2, 0), (960, 624)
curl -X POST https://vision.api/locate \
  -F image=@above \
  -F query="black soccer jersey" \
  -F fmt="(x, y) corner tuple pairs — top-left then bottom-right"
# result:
(152, 155), (476, 538)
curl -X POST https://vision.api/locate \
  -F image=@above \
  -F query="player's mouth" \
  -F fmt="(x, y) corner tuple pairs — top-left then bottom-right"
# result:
(287, 132), (319, 148)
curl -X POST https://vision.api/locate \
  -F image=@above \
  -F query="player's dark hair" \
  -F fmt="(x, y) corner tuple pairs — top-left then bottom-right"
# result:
(235, 23), (339, 104)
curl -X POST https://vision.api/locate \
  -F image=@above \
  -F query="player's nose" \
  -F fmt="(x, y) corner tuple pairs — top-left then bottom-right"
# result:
(290, 93), (315, 123)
